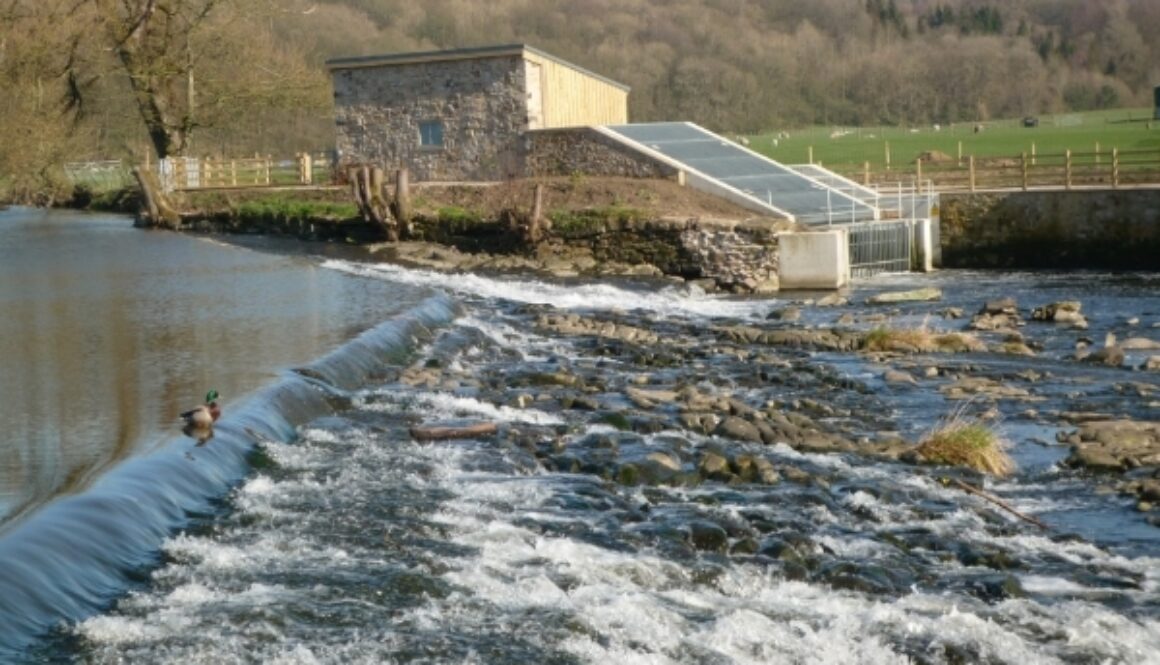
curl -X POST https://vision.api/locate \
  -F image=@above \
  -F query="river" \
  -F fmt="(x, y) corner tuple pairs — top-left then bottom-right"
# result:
(1, 207), (1157, 663)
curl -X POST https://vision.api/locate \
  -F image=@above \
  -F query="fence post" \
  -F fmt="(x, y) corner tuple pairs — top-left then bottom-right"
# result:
(1112, 148), (1119, 188)
(1095, 141), (1101, 167)
(1031, 142), (1036, 166)
(808, 146), (813, 165)
(1021, 152), (1028, 190)
(863, 161), (870, 186)
(1065, 149), (1072, 190)
(299, 153), (313, 185)
(230, 160), (237, 187)
(957, 140), (962, 166)
(885, 141), (891, 171)
(915, 157), (922, 186)
(968, 155), (976, 192)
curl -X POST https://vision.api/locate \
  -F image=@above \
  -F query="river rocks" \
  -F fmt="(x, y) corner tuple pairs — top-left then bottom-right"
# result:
(624, 386), (680, 409)
(1144, 356), (1160, 371)
(1032, 300), (1088, 329)
(883, 369), (919, 386)
(536, 313), (660, 345)
(766, 306), (802, 322)
(815, 293), (849, 307)
(687, 521), (730, 552)
(697, 451), (733, 481)
(1080, 341), (1125, 367)
(940, 376), (1038, 401)
(867, 287), (943, 304)
(713, 416), (763, 443)
(970, 297), (1022, 331)
(717, 325), (859, 352)
(1120, 337), (1160, 350)
(1065, 420), (1160, 471)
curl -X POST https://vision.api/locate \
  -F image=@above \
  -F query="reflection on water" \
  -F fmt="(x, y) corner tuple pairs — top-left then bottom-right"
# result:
(0, 207), (423, 528)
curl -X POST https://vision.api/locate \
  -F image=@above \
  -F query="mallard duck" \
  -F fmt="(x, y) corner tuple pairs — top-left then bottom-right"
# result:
(181, 389), (221, 428)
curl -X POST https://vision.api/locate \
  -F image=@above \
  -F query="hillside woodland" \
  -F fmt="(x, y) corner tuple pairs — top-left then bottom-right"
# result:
(2, 0), (1159, 200)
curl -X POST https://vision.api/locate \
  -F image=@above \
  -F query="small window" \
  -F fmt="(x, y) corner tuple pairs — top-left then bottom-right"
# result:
(419, 120), (444, 147)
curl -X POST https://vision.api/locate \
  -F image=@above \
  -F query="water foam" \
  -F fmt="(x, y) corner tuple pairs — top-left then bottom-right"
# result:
(322, 259), (771, 320)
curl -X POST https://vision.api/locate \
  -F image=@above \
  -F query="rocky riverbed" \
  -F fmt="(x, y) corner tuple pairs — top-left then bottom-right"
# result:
(313, 252), (1160, 520)
(75, 257), (1159, 663)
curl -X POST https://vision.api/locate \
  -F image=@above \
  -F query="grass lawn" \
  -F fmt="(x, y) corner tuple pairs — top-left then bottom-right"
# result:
(747, 107), (1160, 172)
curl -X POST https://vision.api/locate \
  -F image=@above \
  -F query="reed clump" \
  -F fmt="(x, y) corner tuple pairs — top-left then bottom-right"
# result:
(916, 415), (1015, 476)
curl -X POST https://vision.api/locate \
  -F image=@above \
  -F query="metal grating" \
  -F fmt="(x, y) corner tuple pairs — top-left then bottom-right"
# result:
(848, 220), (914, 277)
(602, 122), (879, 225)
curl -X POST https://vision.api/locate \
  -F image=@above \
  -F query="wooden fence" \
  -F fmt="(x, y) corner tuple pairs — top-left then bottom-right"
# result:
(835, 147), (1160, 192)
(157, 153), (331, 191)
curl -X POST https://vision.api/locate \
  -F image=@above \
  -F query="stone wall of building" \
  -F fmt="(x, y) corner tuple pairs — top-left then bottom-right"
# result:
(332, 55), (529, 181)
(940, 189), (1160, 269)
(525, 128), (680, 179)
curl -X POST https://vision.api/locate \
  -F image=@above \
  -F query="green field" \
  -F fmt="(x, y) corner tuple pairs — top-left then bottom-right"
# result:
(747, 108), (1160, 171)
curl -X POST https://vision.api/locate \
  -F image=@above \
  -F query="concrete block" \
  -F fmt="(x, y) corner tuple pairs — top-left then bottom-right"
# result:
(778, 229), (849, 290)
(912, 218), (934, 272)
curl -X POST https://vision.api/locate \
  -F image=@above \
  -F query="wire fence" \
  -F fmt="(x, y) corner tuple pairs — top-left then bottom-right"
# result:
(63, 154), (335, 193)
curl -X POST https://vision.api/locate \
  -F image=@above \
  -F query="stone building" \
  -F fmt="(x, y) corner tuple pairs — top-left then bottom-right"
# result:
(328, 44), (654, 182)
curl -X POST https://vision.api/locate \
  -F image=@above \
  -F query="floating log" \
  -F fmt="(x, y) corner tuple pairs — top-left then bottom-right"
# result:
(409, 422), (498, 441)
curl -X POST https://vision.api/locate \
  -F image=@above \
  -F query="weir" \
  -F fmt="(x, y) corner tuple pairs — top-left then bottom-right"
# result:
(0, 294), (459, 656)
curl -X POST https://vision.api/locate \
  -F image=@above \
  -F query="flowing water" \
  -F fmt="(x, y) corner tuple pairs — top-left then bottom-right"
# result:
(1, 208), (1158, 663)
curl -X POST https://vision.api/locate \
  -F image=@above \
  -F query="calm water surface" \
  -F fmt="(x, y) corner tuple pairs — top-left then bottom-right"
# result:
(0, 207), (425, 525)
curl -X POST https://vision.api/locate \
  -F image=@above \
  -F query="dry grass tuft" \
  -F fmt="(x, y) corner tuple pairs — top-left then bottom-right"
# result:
(862, 325), (984, 353)
(916, 413), (1015, 476)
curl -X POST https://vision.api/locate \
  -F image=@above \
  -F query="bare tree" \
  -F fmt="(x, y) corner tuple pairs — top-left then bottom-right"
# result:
(89, 0), (219, 159)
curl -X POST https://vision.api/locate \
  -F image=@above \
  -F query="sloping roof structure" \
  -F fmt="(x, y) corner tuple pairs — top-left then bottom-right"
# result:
(599, 122), (879, 224)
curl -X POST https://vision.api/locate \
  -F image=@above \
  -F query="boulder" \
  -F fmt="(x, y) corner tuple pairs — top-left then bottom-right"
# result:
(1032, 301), (1087, 328)
(867, 287), (943, 304)
(1120, 337), (1160, 350)
(714, 416), (764, 443)
(883, 369), (918, 386)
(1065, 420), (1160, 472)
(980, 297), (1018, 316)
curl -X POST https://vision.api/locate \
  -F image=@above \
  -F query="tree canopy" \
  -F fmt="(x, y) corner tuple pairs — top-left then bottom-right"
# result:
(2, 0), (1158, 198)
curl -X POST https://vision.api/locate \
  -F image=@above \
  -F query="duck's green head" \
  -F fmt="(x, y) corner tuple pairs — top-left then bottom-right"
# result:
(205, 389), (220, 403)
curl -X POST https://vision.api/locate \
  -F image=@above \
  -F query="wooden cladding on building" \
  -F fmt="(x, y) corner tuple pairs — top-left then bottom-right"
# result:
(524, 50), (628, 128)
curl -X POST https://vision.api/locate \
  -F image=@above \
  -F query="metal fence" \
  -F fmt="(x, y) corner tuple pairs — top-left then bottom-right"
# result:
(62, 160), (134, 193)
(847, 219), (914, 277)
(62, 154), (334, 194)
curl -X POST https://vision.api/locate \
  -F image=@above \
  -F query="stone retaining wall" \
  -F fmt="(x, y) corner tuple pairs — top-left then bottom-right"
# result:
(940, 189), (1160, 269)
(525, 128), (679, 179)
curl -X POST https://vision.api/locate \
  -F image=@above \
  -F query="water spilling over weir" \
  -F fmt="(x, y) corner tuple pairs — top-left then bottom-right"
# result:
(2, 209), (1158, 663)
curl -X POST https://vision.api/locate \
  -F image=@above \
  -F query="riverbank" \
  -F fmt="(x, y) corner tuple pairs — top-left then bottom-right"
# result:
(83, 177), (797, 293)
